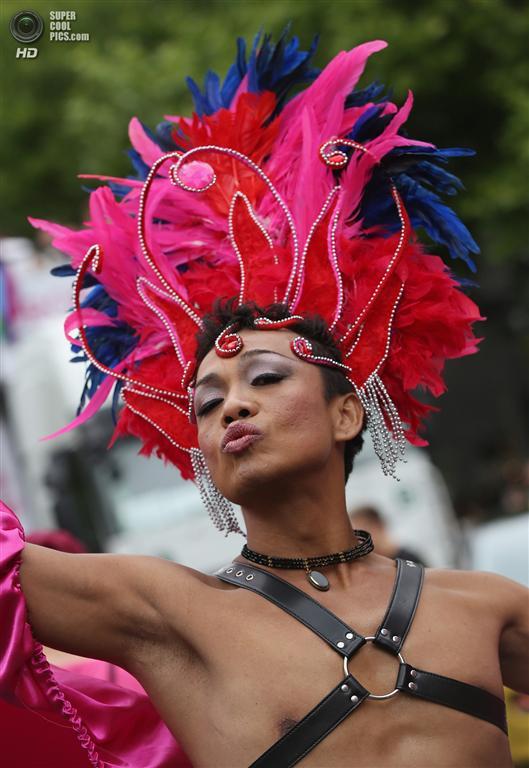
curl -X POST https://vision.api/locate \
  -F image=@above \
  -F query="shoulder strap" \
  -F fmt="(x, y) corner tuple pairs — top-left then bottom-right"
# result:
(374, 558), (424, 654)
(397, 664), (508, 734)
(249, 675), (369, 768)
(215, 562), (365, 656)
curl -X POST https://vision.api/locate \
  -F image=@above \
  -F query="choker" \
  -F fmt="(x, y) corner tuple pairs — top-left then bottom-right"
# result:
(241, 529), (374, 591)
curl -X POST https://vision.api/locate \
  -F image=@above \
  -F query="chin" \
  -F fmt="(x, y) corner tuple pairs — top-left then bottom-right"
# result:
(215, 449), (324, 505)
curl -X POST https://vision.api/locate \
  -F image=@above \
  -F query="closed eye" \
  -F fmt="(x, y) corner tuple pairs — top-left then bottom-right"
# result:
(197, 398), (223, 417)
(251, 373), (285, 386)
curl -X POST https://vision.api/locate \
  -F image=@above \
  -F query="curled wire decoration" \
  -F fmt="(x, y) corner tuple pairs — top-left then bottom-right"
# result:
(167, 144), (301, 302)
(121, 389), (193, 455)
(290, 185), (342, 313)
(137, 151), (183, 293)
(136, 277), (192, 369)
(290, 336), (352, 375)
(253, 315), (304, 329)
(319, 138), (410, 348)
(137, 150), (204, 329)
(169, 158), (216, 193)
(341, 184), (409, 353)
(319, 137), (379, 168)
(72, 244), (186, 400)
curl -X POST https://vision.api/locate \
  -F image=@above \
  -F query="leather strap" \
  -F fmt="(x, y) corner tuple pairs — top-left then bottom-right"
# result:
(215, 562), (365, 657)
(397, 663), (508, 734)
(215, 558), (508, 767)
(248, 675), (369, 768)
(374, 558), (424, 654)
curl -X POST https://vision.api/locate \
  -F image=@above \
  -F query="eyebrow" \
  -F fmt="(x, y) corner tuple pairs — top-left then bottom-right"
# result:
(195, 349), (294, 389)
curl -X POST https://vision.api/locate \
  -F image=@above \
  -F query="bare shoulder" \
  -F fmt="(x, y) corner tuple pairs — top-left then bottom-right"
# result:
(424, 565), (528, 626)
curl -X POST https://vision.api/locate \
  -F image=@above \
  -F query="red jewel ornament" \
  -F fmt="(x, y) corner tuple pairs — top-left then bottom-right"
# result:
(215, 325), (243, 358)
(292, 337), (313, 357)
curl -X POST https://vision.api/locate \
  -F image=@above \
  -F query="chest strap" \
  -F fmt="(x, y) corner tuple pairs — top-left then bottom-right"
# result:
(216, 562), (365, 657)
(216, 560), (507, 768)
(251, 675), (370, 768)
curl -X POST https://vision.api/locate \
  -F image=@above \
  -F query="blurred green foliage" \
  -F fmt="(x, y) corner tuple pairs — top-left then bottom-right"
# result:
(1, 0), (527, 269)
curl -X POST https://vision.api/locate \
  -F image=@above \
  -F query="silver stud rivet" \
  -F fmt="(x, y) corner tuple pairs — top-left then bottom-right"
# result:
(235, 570), (243, 577)
(380, 628), (389, 636)
(410, 669), (418, 678)
(246, 574), (254, 581)
(337, 641), (345, 648)
(341, 684), (349, 693)
(226, 568), (234, 573)
(392, 635), (400, 643)
(345, 632), (354, 640)
(350, 695), (359, 704)
(408, 682), (417, 691)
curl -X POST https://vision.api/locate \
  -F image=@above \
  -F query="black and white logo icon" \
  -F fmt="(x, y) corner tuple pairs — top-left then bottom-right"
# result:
(9, 10), (44, 43)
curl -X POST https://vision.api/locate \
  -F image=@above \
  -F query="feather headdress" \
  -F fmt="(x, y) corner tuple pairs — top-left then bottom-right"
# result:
(31, 32), (481, 511)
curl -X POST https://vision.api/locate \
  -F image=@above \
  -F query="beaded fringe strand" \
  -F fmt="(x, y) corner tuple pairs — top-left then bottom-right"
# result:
(356, 373), (407, 479)
(190, 449), (246, 537)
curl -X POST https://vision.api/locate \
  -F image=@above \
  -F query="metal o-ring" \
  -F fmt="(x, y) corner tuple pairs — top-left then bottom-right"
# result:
(342, 635), (404, 700)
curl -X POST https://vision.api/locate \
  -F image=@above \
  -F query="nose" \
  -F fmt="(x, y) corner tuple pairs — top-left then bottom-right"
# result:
(223, 407), (251, 426)
(221, 390), (257, 426)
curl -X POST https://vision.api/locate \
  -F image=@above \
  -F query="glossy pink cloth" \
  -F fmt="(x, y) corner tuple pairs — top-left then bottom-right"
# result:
(0, 500), (192, 767)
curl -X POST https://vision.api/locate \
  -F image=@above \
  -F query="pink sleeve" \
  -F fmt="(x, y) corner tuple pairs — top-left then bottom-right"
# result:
(0, 500), (192, 768)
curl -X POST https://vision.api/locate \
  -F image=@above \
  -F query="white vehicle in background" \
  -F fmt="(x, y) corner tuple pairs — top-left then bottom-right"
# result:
(346, 441), (463, 568)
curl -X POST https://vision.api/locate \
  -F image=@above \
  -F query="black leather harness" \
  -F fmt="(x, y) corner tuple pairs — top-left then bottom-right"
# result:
(215, 558), (507, 768)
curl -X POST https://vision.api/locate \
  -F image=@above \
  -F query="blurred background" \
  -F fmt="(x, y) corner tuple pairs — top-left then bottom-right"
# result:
(0, 0), (528, 759)
(0, 2), (527, 579)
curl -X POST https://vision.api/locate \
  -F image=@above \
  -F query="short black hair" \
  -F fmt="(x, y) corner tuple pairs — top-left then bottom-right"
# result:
(195, 298), (365, 481)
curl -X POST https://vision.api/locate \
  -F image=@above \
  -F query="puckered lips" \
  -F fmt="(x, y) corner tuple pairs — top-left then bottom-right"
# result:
(221, 422), (263, 455)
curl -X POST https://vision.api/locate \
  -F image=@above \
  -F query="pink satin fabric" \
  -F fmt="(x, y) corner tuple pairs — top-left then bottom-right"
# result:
(0, 500), (192, 767)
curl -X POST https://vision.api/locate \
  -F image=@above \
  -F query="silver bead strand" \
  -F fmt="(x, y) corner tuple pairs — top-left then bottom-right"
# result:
(356, 375), (407, 480)
(190, 449), (245, 537)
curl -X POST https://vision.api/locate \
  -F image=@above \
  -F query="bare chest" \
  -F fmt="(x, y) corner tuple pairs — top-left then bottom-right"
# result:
(131, 569), (511, 768)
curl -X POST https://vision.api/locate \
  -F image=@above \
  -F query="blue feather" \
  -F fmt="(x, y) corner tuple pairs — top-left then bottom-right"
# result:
(345, 81), (387, 108)
(186, 29), (319, 117)
(127, 148), (151, 180)
(154, 121), (181, 151)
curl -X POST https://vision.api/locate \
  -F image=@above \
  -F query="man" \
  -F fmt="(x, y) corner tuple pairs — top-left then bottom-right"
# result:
(10, 305), (528, 767)
(2, 31), (528, 768)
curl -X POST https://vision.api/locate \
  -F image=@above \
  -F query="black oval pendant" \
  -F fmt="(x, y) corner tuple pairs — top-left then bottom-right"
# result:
(307, 570), (330, 591)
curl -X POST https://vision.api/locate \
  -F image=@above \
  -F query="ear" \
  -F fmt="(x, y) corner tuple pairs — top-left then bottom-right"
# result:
(332, 391), (365, 443)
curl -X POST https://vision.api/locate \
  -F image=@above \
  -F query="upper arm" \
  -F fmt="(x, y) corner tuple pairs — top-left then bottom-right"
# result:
(20, 543), (194, 668)
(489, 573), (529, 693)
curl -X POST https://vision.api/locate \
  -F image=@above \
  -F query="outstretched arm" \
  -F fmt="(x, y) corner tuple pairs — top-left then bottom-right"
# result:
(20, 543), (189, 668)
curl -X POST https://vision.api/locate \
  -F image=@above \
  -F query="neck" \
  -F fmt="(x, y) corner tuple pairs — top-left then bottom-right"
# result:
(235, 463), (368, 589)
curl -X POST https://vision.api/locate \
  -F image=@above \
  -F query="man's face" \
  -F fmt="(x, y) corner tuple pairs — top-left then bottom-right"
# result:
(193, 329), (345, 504)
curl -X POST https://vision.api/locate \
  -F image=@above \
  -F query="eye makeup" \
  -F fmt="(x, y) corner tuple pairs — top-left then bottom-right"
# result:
(194, 354), (294, 418)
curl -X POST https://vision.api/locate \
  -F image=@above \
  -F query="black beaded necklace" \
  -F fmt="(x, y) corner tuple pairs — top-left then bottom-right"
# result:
(241, 529), (374, 591)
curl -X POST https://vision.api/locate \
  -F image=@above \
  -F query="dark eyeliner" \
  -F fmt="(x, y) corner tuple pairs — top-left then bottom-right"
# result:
(251, 372), (286, 386)
(196, 398), (222, 417)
